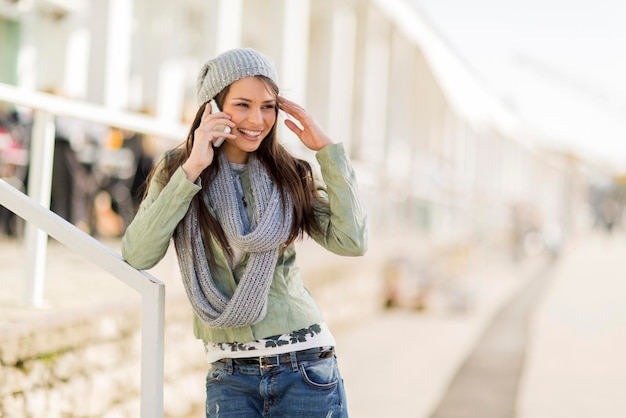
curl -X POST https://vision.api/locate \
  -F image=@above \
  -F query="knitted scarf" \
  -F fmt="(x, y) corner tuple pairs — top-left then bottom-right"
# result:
(174, 152), (293, 328)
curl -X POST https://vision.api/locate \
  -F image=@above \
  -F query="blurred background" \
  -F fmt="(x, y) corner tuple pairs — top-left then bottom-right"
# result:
(1, 0), (626, 417)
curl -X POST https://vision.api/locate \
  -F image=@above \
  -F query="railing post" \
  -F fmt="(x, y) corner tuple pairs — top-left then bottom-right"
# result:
(23, 109), (56, 307)
(140, 284), (165, 417)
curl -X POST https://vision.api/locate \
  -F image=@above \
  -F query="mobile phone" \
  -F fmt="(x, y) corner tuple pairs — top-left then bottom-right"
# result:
(209, 99), (231, 147)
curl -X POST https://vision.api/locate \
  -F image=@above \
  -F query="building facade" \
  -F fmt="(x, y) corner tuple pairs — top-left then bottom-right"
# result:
(0, 0), (594, 259)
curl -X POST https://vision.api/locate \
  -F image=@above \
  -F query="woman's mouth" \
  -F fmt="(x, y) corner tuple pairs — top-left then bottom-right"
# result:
(238, 128), (263, 139)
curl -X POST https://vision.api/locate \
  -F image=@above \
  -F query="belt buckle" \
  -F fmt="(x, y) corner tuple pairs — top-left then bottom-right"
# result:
(259, 354), (280, 371)
(320, 347), (334, 359)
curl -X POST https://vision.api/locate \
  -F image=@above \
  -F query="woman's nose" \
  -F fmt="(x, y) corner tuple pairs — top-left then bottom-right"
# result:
(247, 107), (263, 124)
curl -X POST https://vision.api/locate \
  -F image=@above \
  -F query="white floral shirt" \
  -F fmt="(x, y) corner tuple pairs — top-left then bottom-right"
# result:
(205, 322), (336, 364)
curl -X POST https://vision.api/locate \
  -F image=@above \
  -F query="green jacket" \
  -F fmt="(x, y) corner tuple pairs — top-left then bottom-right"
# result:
(122, 143), (367, 343)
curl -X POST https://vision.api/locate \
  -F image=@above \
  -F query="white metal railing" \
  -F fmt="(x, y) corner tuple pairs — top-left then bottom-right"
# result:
(0, 82), (188, 417)
(0, 82), (187, 306)
(0, 179), (165, 417)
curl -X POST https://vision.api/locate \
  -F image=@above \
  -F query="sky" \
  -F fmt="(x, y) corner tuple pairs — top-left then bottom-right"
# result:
(412, 0), (626, 172)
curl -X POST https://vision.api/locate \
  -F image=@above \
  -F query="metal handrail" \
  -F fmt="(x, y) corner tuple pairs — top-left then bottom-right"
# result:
(0, 82), (187, 307)
(0, 179), (165, 417)
(0, 83), (187, 139)
(0, 82), (184, 417)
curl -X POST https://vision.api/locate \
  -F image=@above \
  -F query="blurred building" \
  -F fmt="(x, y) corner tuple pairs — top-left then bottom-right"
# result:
(0, 0), (600, 258)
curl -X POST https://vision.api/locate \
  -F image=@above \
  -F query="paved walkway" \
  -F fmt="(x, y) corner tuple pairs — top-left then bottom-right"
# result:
(517, 233), (626, 418)
(336, 232), (626, 418)
(3, 231), (625, 417)
(429, 260), (551, 418)
(0, 234), (536, 417)
(335, 253), (542, 418)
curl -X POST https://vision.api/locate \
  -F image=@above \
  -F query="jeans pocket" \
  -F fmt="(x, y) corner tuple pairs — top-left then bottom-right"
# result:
(206, 364), (227, 385)
(299, 357), (340, 389)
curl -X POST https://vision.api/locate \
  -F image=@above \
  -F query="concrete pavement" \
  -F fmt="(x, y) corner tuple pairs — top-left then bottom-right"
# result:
(429, 259), (551, 418)
(335, 252), (543, 418)
(1, 233), (538, 417)
(3, 231), (625, 417)
(517, 233), (626, 418)
(336, 232), (626, 418)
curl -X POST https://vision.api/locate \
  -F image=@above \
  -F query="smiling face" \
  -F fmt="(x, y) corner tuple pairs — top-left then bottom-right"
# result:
(220, 76), (278, 163)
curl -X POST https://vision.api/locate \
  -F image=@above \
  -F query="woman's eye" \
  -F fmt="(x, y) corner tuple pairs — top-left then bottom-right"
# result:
(232, 103), (275, 110)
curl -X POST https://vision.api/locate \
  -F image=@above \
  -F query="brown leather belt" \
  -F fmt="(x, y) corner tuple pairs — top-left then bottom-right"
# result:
(219, 346), (335, 368)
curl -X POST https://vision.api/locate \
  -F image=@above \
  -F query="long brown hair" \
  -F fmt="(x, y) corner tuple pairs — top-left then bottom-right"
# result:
(146, 76), (324, 263)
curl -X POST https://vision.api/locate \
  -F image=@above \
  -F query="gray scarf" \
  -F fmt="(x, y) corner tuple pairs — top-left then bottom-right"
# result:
(174, 152), (293, 328)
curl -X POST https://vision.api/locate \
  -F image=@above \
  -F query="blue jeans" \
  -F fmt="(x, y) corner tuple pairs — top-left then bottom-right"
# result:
(205, 354), (348, 417)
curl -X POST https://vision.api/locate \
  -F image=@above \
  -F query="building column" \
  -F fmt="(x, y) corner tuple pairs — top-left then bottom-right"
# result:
(307, 0), (358, 152)
(280, 0), (311, 105)
(326, 4), (357, 150)
(356, 2), (390, 169)
(0, 17), (21, 85)
(385, 28), (416, 186)
(86, 0), (106, 104)
(350, 0), (368, 159)
(270, 0), (311, 153)
(63, 12), (91, 99)
(104, 0), (133, 109)
(215, 0), (242, 53)
(16, 13), (38, 90)
(86, 0), (133, 109)
(343, 1), (391, 235)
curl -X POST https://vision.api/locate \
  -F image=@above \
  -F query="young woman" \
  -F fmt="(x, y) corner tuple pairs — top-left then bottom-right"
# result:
(122, 48), (367, 417)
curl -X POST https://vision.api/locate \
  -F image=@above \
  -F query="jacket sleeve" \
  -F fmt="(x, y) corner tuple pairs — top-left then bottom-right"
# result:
(122, 162), (201, 269)
(309, 143), (368, 256)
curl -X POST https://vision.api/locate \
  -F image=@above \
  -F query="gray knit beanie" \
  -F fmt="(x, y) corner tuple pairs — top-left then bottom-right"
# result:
(196, 48), (279, 105)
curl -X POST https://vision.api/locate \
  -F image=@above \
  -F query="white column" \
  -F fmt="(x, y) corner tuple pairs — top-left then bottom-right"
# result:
(155, 1), (187, 123)
(385, 29), (415, 183)
(64, 24), (91, 99)
(23, 110), (56, 307)
(307, 1), (358, 149)
(104, 0), (133, 109)
(86, 0), (107, 104)
(156, 60), (186, 123)
(16, 13), (38, 90)
(326, 5), (357, 150)
(307, 1), (334, 131)
(278, 0), (311, 154)
(215, 0), (243, 53)
(280, 0), (311, 104)
(359, 5), (390, 168)
(350, 0), (368, 159)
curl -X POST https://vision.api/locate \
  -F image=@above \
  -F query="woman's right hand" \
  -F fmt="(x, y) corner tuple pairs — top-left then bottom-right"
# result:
(182, 102), (236, 182)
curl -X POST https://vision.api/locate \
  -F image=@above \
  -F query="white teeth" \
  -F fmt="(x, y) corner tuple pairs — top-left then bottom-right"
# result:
(239, 128), (261, 137)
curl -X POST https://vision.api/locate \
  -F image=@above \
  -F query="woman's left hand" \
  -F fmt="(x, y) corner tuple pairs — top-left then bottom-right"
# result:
(279, 96), (335, 151)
